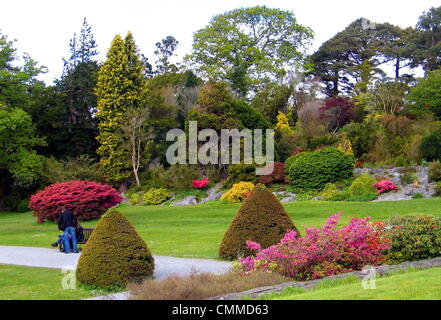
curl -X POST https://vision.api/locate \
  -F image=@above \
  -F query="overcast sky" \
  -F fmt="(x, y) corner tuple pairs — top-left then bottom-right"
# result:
(1, 0), (439, 83)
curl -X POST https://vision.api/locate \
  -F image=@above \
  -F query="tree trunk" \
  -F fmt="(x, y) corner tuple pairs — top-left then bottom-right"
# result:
(133, 168), (140, 187)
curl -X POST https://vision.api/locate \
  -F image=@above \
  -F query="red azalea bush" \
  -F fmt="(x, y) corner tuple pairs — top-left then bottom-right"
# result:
(373, 180), (397, 194)
(236, 212), (390, 281)
(192, 177), (210, 189)
(29, 180), (123, 223)
(258, 162), (286, 185)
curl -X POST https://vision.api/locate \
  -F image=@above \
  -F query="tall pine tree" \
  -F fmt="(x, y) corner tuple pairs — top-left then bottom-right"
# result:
(56, 18), (99, 158)
(96, 32), (146, 184)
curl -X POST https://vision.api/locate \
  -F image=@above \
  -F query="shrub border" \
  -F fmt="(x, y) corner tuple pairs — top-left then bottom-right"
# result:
(207, 256), (441, 300)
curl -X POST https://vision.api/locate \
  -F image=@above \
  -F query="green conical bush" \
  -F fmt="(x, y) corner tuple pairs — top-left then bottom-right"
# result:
(219, 184), (298, 260)
(76, 208), (154, 289)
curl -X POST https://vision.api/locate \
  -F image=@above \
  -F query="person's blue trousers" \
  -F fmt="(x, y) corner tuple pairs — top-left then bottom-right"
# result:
(63, 226), (78, 253)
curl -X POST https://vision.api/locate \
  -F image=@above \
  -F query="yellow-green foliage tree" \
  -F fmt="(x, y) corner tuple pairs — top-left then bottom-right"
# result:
(275, 111), (295, 135)
(76, 208), (154, 289)
(96, 32), (146, 183)
(219, 184), (298, 260)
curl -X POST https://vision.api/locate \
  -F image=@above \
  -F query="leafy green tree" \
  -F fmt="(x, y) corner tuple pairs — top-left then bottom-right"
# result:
(96, 32), (146, 183)
(380, 26), (416, 79)
(187, 82), (269, 131)
(0, 106), (45, 187)
(186, 6), (313, 97)
(26, 86), (68, 158)
(154, 36), (179, 75)
(408, 6), (441, 73)
(55, 18), (99, 157)
(408, 69), (441, 119)
(0, 30), (46, 110)
(251, 81), (296, 125)
(144, 72), (196, 159)
(357, 79), (409, 116)
(308, 19), (409, 96)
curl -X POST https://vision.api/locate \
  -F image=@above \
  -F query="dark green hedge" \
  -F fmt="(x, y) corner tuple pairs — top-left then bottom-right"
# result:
(421, 131), (441, 162)
(286, 148), (355, 191)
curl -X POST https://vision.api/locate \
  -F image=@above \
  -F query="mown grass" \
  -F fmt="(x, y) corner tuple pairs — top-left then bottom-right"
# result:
(1, 198), (441, 259)
(0, 264), (109, 300)
(258, 267), (441, 300)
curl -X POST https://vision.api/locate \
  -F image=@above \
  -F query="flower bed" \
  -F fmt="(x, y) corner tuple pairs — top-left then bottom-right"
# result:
(235, 212), (441, 282)
(235, 212), (391, 281)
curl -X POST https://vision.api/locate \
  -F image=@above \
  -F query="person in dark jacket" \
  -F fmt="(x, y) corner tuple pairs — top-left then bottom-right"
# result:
(57, 208), (79, 254)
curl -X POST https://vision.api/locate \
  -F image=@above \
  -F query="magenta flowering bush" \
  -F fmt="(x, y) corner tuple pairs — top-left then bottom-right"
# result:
(236, 212), (390, 281)
(373, 180), (397, 194)
(192, 177), (210, 189)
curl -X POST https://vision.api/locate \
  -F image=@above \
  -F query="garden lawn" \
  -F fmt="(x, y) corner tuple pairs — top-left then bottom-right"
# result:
(1, 198), (441, 259)
(0, 264), (104, 300)
(259, 267), (441, 300)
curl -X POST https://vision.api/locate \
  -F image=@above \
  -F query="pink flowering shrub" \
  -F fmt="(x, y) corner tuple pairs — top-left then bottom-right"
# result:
(373, 180), (397, 194)
(29, 180), (123, 223)
(236, 212), (390, 281)
(192, 177), (210, 189)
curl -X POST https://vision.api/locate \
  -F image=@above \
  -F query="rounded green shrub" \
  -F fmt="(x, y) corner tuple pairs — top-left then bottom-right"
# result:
(346, 193), (378, 202)
(386, 216), (441, 264)
(435, 182), (441, 197)
(321, 183), (339, 201)
(16, 199), (30, 213)
(429, 162), (441, 182)
(142, 188), (170, 205)
(219, 184), (298, 260)
(412, 193), (424, 199)
(348, 171), (376, 198)
(76, 209), (154, 289)
(420, 131), (441, 161)
(223, 163), (259, 188)
(129, 193), (142, 205)
(286, 148), (355, 191)
(284, 152), (305, 171)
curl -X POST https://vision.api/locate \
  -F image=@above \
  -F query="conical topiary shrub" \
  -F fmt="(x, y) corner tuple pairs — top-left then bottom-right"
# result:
(219, 184), (299, 260)
(76, 208), (154, 289)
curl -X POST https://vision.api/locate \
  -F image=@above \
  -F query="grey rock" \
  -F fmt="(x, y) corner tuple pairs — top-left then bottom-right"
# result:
(356, 166), (436, 201)
(281, 196), (296, 203)
(200, 191), (224, 204)
(147, 157), (161, 169)
(170, 195), (198, 206)
(273, 191), (297, 203)
(374, 193), (412, 202)
(311, 196), (324, 201)
(120, 192), (129, 204)
(273, 191), (296, 197)
(416, 167), (429, 185)
(207, 182), (223, 196)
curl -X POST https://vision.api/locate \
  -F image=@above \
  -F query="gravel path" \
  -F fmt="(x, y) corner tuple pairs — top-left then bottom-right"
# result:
(0, 245), (232, 279)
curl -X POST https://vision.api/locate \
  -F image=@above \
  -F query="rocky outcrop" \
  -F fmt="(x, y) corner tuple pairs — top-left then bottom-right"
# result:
(170, 182), (225, 206)
(170, 196), (198, 206)
(273, 191), (297, 203)
(354, 166), (435, 202)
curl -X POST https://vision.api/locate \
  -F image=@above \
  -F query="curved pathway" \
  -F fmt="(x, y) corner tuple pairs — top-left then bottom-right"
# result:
(0, 245), (232, 279)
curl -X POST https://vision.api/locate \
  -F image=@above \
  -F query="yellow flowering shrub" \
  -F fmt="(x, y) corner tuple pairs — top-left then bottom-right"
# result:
(142, 188), (170, 205)
(275, 111), (295, 135)
(221, 182), (255, 203)
(337, 133), (354, 155)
